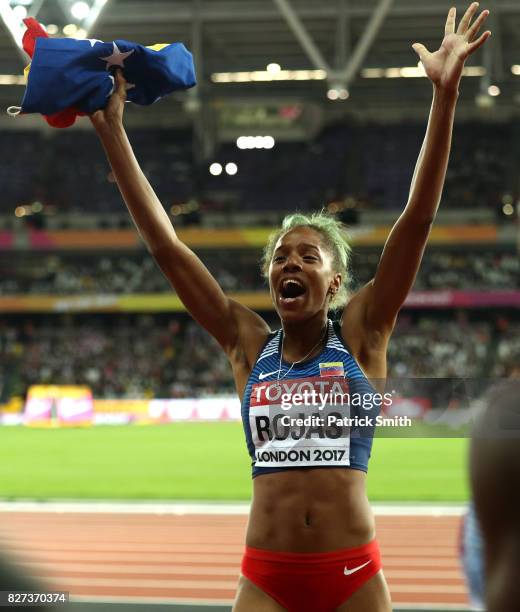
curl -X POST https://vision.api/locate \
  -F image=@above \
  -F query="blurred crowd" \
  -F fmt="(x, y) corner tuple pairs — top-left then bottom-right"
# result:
(493, 321), (520, 377)
(1, 119), (516, 218)
(0, 248), (517, 295)
(409, 250), (518, 290)
(387, 314), (492, 378)
(0, 129), (194, 216)
(0, 313), (517, 401)
(361, 121), (513, 212)
(0, 315), (234, 400)
(0, 250), (260, 295)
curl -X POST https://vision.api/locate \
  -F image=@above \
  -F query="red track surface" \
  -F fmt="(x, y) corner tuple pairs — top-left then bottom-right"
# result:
(0, 512), (468, 607)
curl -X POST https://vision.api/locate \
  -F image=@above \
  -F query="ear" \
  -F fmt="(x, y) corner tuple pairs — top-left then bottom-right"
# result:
(329, 273), (342, 295)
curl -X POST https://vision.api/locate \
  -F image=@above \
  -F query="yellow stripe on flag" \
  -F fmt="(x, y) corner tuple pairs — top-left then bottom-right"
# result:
(319, 362), (343, 368)
(146, 43), (170, 52)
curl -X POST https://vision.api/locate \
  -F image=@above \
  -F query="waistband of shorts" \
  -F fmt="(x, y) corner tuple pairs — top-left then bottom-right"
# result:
(244, 539), (379, 564)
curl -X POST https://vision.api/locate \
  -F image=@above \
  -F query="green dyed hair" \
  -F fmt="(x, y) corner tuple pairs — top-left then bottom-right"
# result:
(261, 211), (352, 310)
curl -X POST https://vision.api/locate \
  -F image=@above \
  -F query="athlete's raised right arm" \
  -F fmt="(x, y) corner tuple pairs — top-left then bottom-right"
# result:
(91, 71), (268, 355)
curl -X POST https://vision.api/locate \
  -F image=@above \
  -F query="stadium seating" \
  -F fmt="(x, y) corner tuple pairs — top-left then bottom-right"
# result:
(0, 249), (517, 295)
(1, 313), (517, 400)
(0, 121), (513, 217)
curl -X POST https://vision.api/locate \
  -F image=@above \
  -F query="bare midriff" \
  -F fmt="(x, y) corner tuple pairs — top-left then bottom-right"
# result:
(246, 467), (374, 552)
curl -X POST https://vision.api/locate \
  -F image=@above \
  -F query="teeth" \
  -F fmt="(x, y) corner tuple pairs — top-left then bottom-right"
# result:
(280, 278), (306, 300)
(283, 279), (303, 289)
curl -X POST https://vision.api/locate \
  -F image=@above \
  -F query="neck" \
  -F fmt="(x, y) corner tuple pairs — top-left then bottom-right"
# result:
(281, 315), (329, 363)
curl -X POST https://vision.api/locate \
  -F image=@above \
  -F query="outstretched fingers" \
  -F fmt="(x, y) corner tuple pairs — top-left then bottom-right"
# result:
(412, 42), (431, 63)
(457, 2), (480, 35)
(467, 29), (491, 54)
(467, 8), (490, 41)
(445, 7), (456, 36)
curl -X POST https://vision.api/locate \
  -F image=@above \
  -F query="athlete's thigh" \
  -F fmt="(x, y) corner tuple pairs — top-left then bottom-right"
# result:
(233, 575), (287, 612)
(335, 570), (392, 612)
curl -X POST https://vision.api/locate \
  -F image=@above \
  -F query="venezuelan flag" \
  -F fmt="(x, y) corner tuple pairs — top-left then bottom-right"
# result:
(319, 362), (345, 377)
(13, 18), (196, 128)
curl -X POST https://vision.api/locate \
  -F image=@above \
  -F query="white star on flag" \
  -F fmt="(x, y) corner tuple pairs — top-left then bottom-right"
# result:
(99, 42), (135, 70)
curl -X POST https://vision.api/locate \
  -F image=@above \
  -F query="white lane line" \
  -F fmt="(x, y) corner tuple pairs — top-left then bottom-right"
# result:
(0, 502), (250, 515)
(0, 501), (466, 516)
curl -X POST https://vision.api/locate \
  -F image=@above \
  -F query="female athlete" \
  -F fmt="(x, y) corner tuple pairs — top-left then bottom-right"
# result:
(91, 4), (490, 610)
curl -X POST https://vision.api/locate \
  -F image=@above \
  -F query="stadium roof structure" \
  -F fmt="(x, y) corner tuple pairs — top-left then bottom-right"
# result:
(1, 0), (519, 127)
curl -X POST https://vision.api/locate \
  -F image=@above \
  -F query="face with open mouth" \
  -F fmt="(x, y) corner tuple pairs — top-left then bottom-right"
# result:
(269, 226), (341, 321)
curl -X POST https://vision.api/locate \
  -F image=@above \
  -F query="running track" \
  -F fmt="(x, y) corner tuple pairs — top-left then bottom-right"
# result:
(0, 504), (469, 610)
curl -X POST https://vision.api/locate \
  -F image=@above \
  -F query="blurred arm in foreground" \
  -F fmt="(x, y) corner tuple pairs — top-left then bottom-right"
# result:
(470, 380), (520, 612)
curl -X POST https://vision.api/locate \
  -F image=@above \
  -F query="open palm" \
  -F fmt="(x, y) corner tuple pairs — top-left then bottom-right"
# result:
(412, 2), (491, 92)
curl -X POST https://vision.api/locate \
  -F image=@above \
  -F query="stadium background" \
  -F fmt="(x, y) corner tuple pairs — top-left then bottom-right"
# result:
(0, 0), (518, 610)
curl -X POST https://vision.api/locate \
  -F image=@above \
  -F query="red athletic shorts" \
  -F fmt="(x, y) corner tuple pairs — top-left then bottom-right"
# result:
(241, 539), (382, 611)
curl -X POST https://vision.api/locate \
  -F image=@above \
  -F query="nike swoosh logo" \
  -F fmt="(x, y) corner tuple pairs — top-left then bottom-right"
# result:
(344, 560), (372, 576)
(258, 370), (280, 380)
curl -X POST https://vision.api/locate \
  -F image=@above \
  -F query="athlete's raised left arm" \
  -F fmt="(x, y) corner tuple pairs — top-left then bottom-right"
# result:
(358, 3), (491, 335)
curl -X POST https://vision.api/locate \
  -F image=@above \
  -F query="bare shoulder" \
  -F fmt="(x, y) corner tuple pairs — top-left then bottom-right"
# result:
(227, 299), (271, 369)
(340, 282), (392, 379)
(223, 300), (271, 400)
